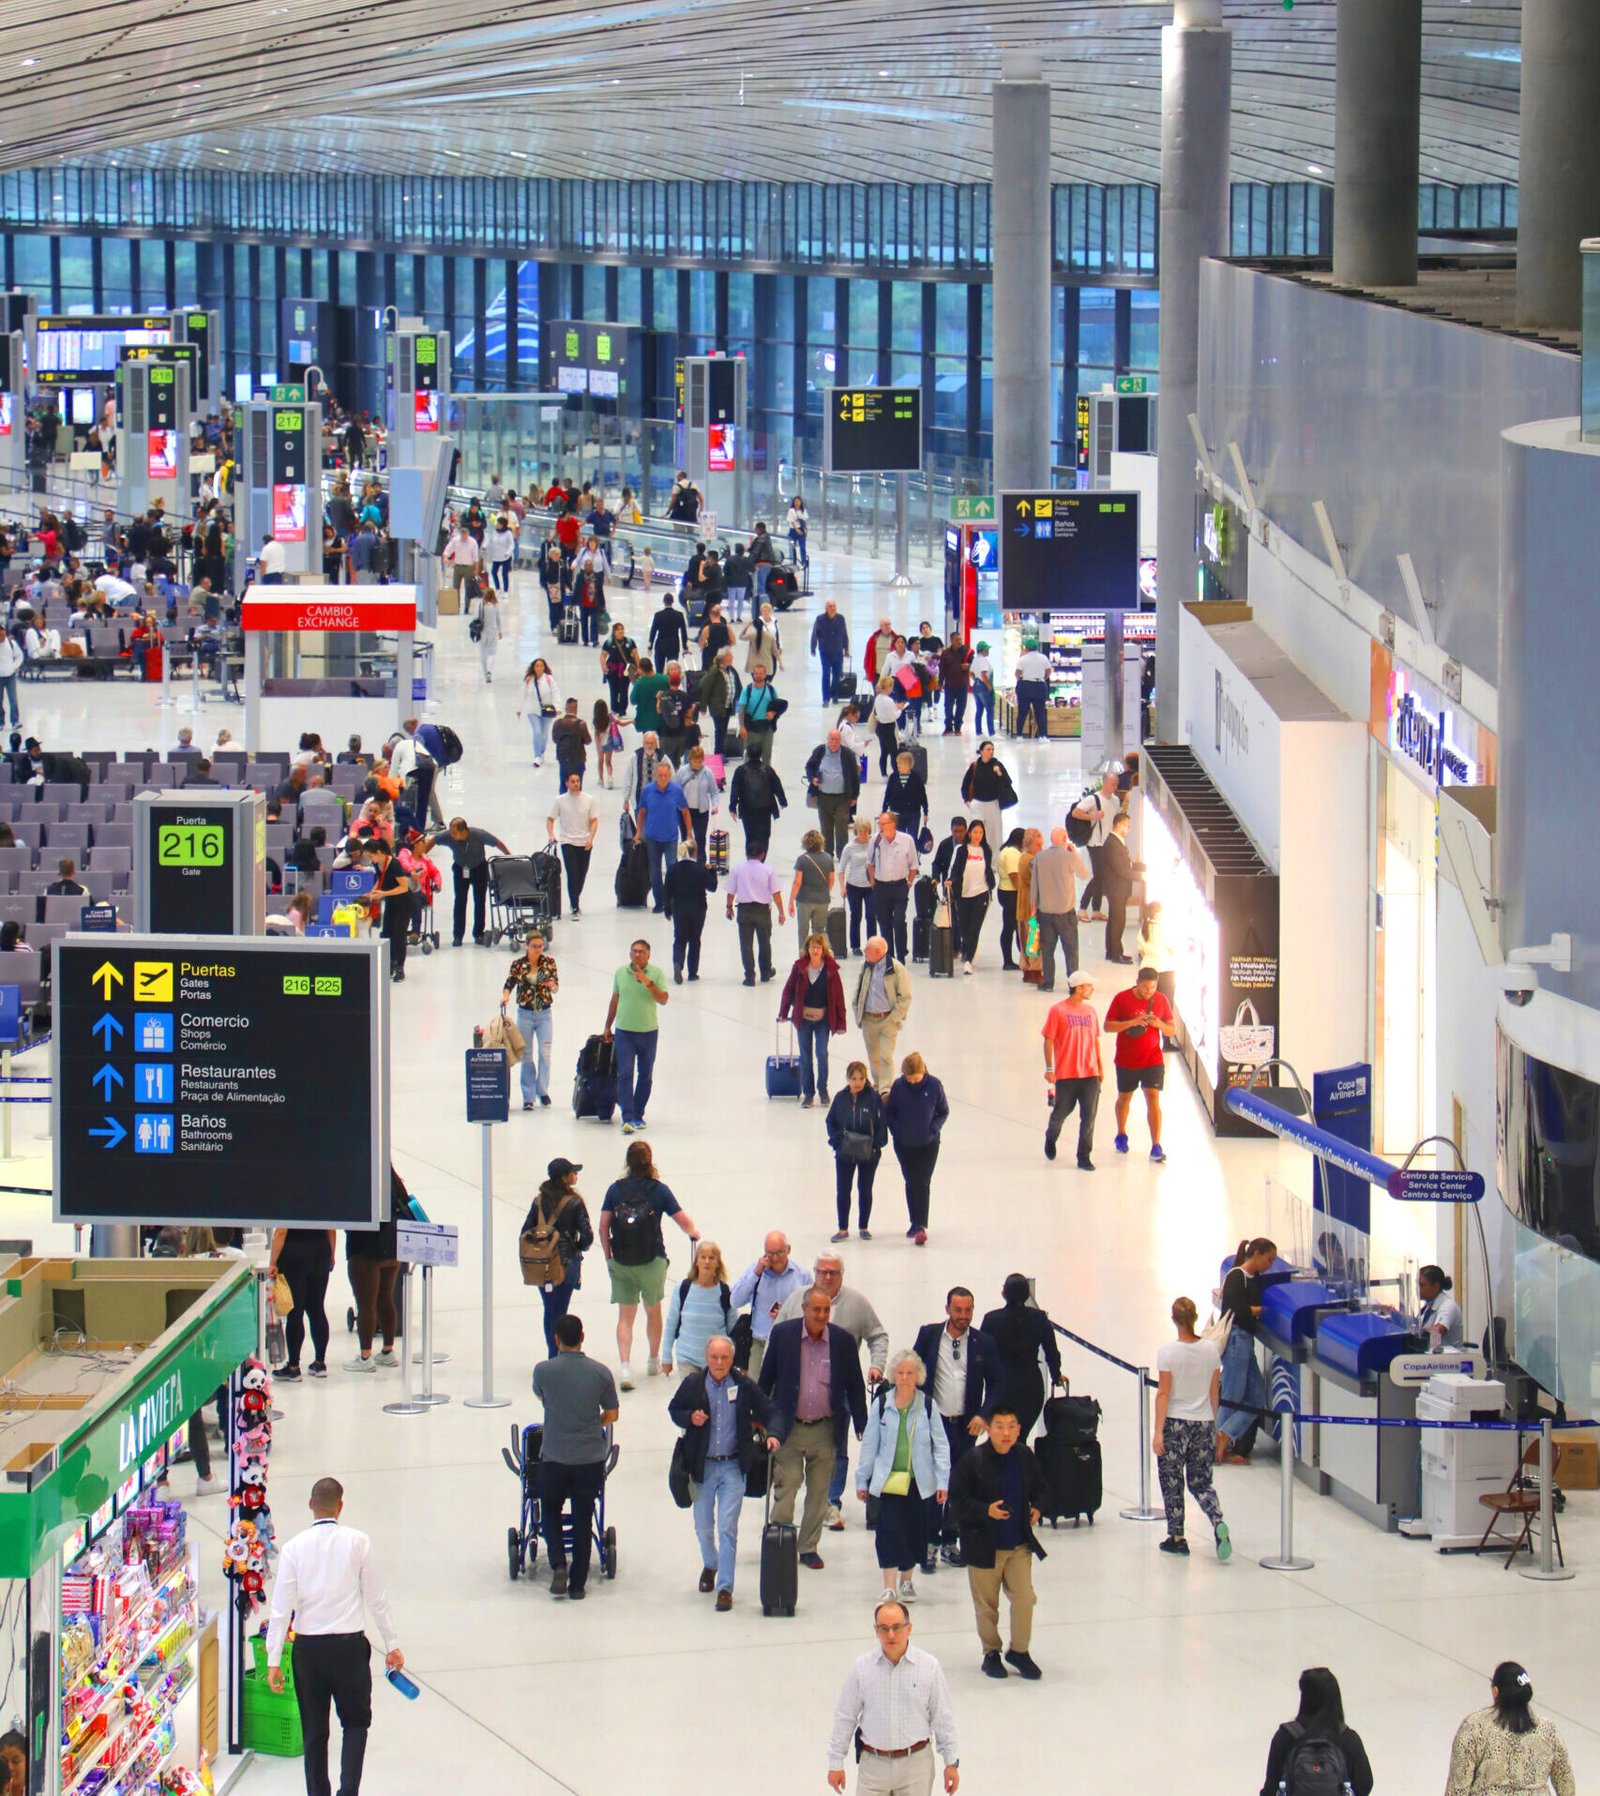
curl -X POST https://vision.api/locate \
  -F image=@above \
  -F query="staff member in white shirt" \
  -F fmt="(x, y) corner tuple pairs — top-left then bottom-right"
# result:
(1417, 1265), (1464, 1351)
(828, 1599), (960, 1794)
(1012, 642), (1051, 739)
(266, 1476), (404, 1796)
(256, 534), (288, 584)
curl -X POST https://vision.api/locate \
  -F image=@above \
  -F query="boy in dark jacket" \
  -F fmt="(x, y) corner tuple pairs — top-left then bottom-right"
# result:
(948, 1407), (1046, 1680)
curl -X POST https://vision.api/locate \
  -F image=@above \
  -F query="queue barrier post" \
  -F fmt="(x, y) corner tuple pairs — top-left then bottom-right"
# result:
(1519, 1415), (1575, 1582)
(1118, 1367), (1164, 1523)
(383, 1265), (427, 1417)
(1259, 1407), (1313, 1572)
(414, 1266), (448, 1408)
(463, 1116), (511, 1410)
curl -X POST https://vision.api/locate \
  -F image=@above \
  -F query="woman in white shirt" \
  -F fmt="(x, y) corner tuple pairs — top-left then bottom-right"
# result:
(518, 657), (560, 766)
(870, 680), (904, 776)
(478, 589), (502, 683)
(1152, 1296), (1230, 1560)
(1417, 1266), (1465, 1351)
(487, 520), (518, 592)
(837, 819), (875, 956)
(954, 819), (995, 976)
(785, 496), (809, 570)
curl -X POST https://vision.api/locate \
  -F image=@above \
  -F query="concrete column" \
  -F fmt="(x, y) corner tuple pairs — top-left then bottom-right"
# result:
(1332, 0), (1421, 288)
(1155, 0), (1231, 741)
(1518, 0), (1600, 329)
(991, 57), (1052, 495)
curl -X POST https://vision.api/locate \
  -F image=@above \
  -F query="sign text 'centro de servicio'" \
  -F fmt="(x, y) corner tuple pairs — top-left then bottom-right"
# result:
(53, 935), (389, 1228)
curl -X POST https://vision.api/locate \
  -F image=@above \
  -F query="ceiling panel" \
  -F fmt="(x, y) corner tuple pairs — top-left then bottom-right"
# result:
(0, 0), (1522, 188)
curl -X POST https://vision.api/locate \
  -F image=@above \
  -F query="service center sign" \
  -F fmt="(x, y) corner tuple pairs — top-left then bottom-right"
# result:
(241, 586), (417, 633)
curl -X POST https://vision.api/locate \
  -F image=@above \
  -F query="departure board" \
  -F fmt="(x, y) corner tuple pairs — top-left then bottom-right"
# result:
(825, 387), (922, 474)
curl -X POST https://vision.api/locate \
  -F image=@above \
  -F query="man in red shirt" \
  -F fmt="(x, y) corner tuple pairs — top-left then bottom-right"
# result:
(1104, 966), (1176, 1162)
(1040, 968), (1103, 1169)
(554, 506), (582, 558)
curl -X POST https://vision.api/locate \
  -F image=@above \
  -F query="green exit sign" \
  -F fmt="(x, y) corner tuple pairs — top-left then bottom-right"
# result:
(1114, 375), (1148, 396)
(269, 383), (306, 403)
(950, 495), (995, 521)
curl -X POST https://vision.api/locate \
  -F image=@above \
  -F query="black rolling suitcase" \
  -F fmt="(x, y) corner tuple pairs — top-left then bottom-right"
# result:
(531, 846), (563, 915)
(614, 842), (650, 908)
(826, 905), (848, 959)
(834, 658), (858, 702)
(911, 916), (931, 963)
(1036, 1394), (1103, 1527)
(572, 1034), (618, 1122)
(760, 1478), (798, 1617)
(929, 922), (955, 978)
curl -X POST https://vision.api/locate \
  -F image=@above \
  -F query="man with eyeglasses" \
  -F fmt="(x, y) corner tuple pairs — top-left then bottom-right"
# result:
(827, 1599), (959, 1795)
(913, 1288), (998, 1573)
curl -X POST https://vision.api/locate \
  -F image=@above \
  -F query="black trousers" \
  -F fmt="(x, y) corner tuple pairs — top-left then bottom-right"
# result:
(834, 1153), (879, 1229)
(382, 915), (407, 978)
(1080, 843), (1106, 914)
(955, 893), (989, 961)
(672, 911), (707, 976)
(736, 903), (774, 979)
(997, 890), (1018, 968)
(453, 861), (489, 943)
(280, 1249), (332, 1367)
(540, 1457), (606, 1590)
(846, 885), (874, 952)
(559, 844), (591, 911)
(874, 883), (909, 961)
(293, 1631), (372, 1796)
(1105, 882), (1131, 960)
(1046, 1075), (1100, 1161)
(895, 1140), (939, 1231)
(739, 811), (774, 857)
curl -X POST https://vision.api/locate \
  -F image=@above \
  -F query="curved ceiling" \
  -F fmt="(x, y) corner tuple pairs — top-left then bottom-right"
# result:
(0, 0), (1521, 188)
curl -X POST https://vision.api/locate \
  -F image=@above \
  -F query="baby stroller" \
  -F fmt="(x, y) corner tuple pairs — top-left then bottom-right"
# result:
(485, 854), (556, 948)
(502, 1422), (619, 1582)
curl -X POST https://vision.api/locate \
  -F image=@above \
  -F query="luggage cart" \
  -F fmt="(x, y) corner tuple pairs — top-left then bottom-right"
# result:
(503, 1422), (618, 1582)
(484, 854), (555, 948)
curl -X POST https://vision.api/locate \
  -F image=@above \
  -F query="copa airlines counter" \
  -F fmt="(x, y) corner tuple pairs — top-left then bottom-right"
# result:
(240, 585), (416, 752)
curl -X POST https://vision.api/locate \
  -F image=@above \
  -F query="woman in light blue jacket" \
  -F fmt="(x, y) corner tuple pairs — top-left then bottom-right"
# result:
(660, 1240), (734, 1381)
(856, 1349), (951, 1606)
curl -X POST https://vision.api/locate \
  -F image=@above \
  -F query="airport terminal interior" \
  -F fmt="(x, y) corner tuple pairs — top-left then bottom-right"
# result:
(0, 3), (1597, 1795)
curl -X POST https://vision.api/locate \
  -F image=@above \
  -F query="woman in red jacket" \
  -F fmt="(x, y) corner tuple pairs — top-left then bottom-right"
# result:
(777, 931), (847, 1109)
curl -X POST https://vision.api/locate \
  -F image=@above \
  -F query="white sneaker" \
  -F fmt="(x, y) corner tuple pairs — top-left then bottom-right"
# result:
(345, 1355), (377, 1374)
(962, 961), (973, 975)
(647, 1356), (662, 1377)
(533, 757), (542, 768)
(195, 1475), (224, 1496)
(374, 1349), (399, 1370)
(898, 1575), (917, 1603)
(619, 1363), (635, 1391)
(880, 1586), (899, 1606)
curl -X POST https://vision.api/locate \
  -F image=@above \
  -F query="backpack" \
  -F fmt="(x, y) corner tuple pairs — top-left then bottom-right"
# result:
(468, 616), (484, 642)
(737, 761), (772, 811)
(435, 724), (464, 766)
(518, 1192), (575, 1287)
(608, 1191), (660, 1266)
(657, 688), (689, 732)
(1280, 1724), (1351, 1796)
(677, 1278), (733, 1334)
(1065, 789), (1100, 848)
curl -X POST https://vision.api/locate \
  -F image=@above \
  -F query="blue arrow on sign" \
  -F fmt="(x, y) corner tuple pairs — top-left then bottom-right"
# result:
(1014, 524), (1032, 538)
(91, 1064), (124, 1099)
(92, 1014), (124, 1049)
(88, 1117), (127, 1150)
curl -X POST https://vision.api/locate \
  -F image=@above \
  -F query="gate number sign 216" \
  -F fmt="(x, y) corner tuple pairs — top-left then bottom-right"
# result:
(157, 825), (225, 867)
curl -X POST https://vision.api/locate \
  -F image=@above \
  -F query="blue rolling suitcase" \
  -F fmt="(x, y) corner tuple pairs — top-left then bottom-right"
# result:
(573, 1033), (618, 1122)
(765, 1023), (802, 1099)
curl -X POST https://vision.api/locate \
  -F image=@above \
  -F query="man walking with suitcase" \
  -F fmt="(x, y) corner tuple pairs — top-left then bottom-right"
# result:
(265, 1477), (405, 1796)
(810, 599), (850, 704)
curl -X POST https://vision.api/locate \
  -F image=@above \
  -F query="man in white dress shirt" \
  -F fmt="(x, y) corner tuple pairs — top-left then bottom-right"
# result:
(827, 1599), (959, 1794)
(266, 1476), (404, 1796)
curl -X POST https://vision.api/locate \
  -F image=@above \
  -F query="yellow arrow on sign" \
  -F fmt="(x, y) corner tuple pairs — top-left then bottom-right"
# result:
(1015, 499), (1032, 517)
(91, 961), (124, 998)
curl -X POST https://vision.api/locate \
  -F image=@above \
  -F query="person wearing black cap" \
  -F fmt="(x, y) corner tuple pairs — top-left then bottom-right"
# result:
(521, 1160), (593, 1358)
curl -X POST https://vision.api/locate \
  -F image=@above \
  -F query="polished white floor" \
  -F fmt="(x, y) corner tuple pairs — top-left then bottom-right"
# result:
(7, 544), (1597, 1796)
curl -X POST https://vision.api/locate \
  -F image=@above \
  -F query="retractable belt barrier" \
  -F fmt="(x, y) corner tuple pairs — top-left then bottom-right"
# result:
(1048, 1321), (1590, 1579)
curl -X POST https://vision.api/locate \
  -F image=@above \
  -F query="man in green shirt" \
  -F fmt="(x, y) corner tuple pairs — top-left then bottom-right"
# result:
(602, 938), (669, 1131)
(630, 660), (669, 736)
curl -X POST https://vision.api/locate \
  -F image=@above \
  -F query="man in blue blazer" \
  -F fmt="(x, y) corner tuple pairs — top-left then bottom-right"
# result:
(760, 1290), (868, 1568)
(913, 1286), (998, 1570)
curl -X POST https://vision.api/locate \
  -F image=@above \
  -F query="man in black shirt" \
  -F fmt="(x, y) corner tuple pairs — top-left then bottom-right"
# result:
(367, 840), (413, 982)
(46, 857), (88, 897)
(648, 594), (688, 671)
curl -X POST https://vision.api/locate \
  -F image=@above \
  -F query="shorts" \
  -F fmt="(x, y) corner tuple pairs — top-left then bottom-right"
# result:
(1116, 1063), (1165, 1094)
(607, 1255), (669, 1306)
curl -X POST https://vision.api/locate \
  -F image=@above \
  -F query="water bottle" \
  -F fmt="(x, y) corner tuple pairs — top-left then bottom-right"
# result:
(386, 1666), (421, 1701)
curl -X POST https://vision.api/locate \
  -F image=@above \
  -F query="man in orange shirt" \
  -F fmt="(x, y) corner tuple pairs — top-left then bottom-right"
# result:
(1040, 968), (1103, 1169)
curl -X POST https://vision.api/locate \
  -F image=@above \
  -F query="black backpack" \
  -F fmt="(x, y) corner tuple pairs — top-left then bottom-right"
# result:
(1280, 1724), (1351, 1796)
(435, 724), (464, 766)
(1065, 789), (1100, 848)
(608, 1192), (659, 1266)
(657, 688), (689, 732)
(738, 761), (771, 811)
(677, 1278), (733, 1334)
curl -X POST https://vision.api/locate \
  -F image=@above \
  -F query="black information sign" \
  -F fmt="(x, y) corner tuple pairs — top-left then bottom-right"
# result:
(146, 807), (233, 934)
(465, 1048), (510, 1124)
(54, 937), (387, 1227)
(825, 387), (922, 474)
(271, 407), (309, 484)
(998, 490), (1140, 612)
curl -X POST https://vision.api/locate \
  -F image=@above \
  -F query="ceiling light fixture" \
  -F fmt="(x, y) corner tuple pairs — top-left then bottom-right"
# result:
(21, 57), (38, 68)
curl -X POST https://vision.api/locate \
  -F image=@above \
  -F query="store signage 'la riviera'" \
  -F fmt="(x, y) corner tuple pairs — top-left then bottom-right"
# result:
(118, 1369), (186, 1472)
(1389, 670), (1476, 787)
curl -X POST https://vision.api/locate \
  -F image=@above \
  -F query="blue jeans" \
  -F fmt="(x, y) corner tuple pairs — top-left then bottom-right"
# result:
(614, 1028), (658, 1126)
(528, 711), (552, 760)
(973, 683), (995, 735)
(0, 673), (18, 727)
(645, 837), (675, 910)
(519, 1006), (553, 1103)
(828, 1441), (850, 1508)
(753, 562), (771, 600)
(539, 1259), (579, 1357)
(788, 528), (808, 569)
(693, 1456), (747, 1593)
(726, 583), (749, 622)
(1216, 1325), (1266, 1452)
(796, 1018), (830, 1101)
(819, 653), (843, 704)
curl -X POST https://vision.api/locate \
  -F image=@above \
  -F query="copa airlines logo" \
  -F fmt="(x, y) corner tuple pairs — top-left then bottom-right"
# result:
(118, 1371), (185, 1472)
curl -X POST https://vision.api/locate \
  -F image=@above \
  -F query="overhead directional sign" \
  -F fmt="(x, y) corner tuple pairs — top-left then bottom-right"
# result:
(824, 386), (922, 475)
(997, 489), (1141, 612)
(1386, 1167), (1486, 1204)
(55, 935), (389, 1227)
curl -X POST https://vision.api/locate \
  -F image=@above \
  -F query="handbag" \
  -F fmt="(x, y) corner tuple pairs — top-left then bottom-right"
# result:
(1203, 1310), (1235, 1352)
(668, 1434), (694, 1509)
(272, 1272), (294, 1317)
(839, 1128), (876, 1163)
(1218, 999), (1274, 1067)
(932, 899), (951, 930)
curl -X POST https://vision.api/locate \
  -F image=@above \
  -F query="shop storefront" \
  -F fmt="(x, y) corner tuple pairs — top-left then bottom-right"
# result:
(1369, 645), (1497, 1155)
(0, 1255), (256, 1796)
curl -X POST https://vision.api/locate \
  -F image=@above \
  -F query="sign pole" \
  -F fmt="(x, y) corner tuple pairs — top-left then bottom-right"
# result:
(1519, 1416), (1575, 1581)
(885, 473), (912, 591)
(383, 1265), (426, 1417)
(414, 1265), (449, 1407)
(464, 1120), (510, 1409)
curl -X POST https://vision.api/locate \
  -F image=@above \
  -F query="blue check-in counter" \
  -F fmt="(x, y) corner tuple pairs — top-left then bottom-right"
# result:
(1258, 1278), (1345, 1362)
(1307, 1310), (1422, 1530)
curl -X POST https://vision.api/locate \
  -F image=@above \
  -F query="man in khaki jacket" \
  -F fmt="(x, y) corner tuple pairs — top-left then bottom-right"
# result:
(851, 935), (913, 1095)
